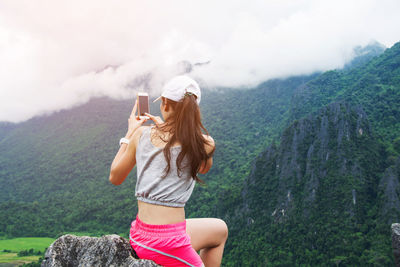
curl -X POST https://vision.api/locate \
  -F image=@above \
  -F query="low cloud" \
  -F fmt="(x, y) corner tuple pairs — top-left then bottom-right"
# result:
(0, 0), (399, 122)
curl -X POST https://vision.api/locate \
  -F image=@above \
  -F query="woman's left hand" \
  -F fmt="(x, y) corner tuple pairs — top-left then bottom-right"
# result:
(144, 112), (164, 126)
(126, 100), (147, 138)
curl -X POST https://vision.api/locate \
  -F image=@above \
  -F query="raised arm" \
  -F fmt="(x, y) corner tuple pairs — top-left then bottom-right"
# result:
(109, 100), (147, 185)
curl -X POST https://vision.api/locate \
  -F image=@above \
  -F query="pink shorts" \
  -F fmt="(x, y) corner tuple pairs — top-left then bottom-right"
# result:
(129, 215), (204, 267)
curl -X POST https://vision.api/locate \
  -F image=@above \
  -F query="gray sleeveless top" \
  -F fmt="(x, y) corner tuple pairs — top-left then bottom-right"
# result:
(135, 126), (195, 207)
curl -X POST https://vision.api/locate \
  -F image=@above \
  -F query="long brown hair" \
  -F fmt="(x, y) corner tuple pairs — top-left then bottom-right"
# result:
(155, 95), (214, 184)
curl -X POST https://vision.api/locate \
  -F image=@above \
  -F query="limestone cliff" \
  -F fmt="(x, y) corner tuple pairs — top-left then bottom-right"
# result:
(242, 101), (379, 223)
(380, 158), (400, 224)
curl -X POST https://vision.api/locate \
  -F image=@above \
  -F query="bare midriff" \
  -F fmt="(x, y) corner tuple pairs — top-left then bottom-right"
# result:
(137, 200), (186, 225)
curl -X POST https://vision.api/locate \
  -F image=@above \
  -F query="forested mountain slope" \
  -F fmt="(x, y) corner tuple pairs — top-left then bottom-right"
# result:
(224, 102), (395, 265)
(222, 42), (400, 266)
(291, 42), (400, 142)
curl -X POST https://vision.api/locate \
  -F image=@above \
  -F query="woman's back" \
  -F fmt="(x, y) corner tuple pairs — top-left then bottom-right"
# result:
(135, 126), (194, 224)
(136, 126), (195, 208)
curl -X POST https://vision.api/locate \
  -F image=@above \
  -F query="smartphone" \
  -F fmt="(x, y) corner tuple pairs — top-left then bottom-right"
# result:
(137, 92), (149, 119)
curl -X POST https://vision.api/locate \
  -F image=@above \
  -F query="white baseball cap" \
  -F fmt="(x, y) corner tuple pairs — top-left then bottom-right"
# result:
(153, 75), (201, 104)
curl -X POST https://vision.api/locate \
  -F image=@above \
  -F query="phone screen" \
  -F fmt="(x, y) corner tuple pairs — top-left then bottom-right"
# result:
(138, 94), (149, 116)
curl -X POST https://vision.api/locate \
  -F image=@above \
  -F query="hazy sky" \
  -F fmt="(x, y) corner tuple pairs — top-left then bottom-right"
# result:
(0, 0), (399, 122)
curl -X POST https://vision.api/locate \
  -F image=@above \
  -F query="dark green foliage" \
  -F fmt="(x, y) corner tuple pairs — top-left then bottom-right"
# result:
(17, 248), (42, 256)
(393, 137), (400, 154)
(21, 257), (43, 267)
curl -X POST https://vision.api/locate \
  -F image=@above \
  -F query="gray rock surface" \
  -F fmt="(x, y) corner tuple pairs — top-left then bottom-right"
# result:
(380, 158), (400, 223)
(393, 223), (400, 267)
(41, 234), (160, 267)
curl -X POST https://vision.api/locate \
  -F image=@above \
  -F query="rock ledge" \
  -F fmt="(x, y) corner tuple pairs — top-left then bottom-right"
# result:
(41, 234), (160, 267)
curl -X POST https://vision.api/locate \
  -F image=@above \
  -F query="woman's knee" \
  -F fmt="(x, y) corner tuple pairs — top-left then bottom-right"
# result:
(215, 218), (228, 242)
(186, 218), (228, 249)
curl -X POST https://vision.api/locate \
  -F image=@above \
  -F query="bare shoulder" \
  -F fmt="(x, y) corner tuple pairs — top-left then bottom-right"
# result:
(202, 134), (215, 144)
(202, 134), (215, 153)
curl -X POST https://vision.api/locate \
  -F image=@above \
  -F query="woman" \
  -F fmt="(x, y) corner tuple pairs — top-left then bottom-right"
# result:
(109, 75), (228, 267)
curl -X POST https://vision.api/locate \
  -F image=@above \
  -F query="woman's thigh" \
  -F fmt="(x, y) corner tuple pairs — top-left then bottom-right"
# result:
(186, 218), (228, 251)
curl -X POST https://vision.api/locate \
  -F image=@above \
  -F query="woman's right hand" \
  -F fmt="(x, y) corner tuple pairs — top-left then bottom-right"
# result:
(125, 100), (147, 138)
(144, 112), (164, 126)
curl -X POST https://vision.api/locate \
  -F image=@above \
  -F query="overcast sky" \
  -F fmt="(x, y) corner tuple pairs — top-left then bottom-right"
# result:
(0, 0), (399, 123)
